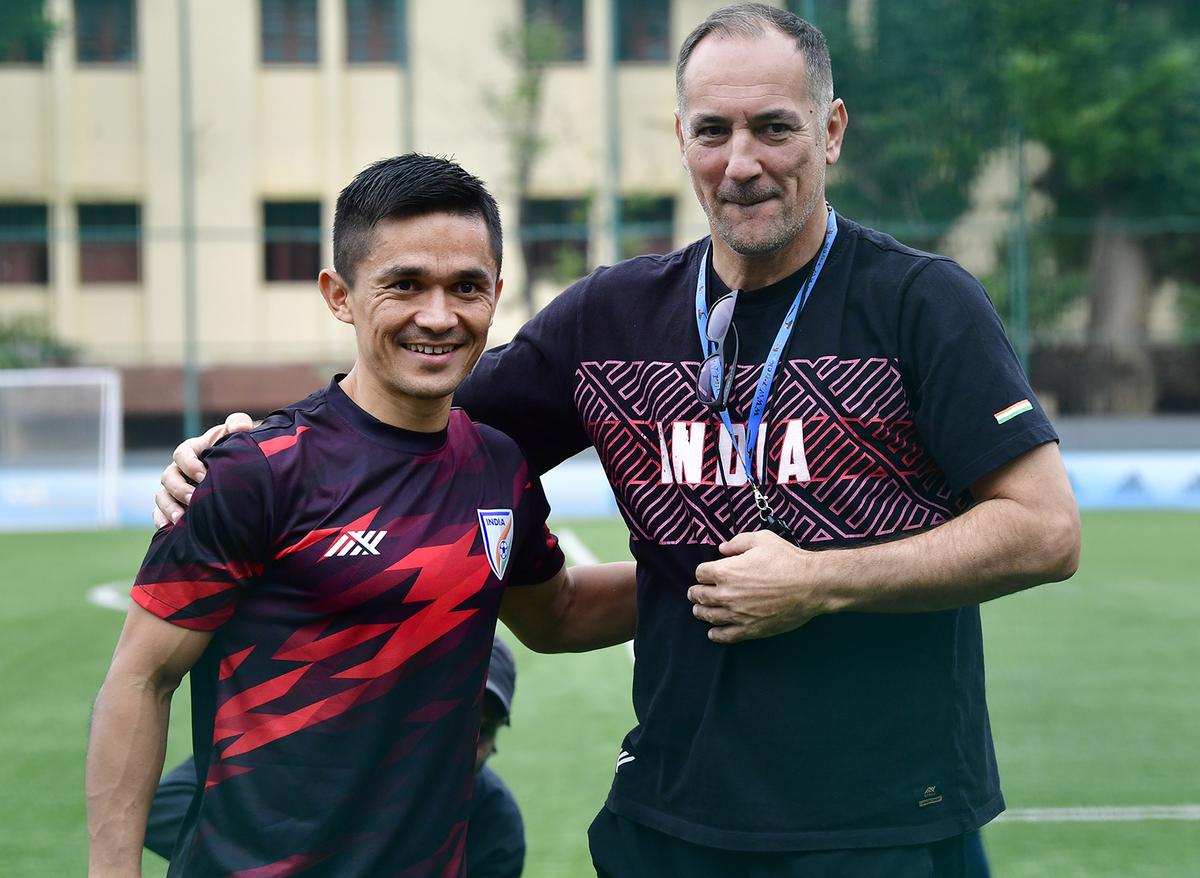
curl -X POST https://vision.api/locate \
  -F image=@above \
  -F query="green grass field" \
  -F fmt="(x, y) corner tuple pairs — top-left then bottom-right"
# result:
(1, 512), (1196, 876)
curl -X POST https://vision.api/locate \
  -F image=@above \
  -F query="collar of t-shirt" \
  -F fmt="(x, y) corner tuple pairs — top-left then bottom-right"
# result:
(326, 374), (450, 453)
(704, 246), (820, 363)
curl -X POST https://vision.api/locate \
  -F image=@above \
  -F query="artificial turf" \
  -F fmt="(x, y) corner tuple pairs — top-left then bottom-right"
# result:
(0, 512), (1194, 876)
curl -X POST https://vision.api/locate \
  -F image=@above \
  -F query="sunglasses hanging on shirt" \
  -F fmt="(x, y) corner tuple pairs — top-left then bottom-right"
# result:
(693, 207), (840, 546)
(696, 292), (739, 410)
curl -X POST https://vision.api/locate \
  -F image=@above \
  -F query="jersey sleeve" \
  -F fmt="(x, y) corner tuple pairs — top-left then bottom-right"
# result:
(131, 433), (273, 630)
(456, 280), (592, 475)
(505, 463), (566, 588)
(898, 258), (1059, 493)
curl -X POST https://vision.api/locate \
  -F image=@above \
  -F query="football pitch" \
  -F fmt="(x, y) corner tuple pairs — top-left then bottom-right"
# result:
(1, 511), (1196, 877)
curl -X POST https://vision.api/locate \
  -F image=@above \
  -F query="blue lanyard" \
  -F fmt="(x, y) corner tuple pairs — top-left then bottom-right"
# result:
(694, 207), (838, 486)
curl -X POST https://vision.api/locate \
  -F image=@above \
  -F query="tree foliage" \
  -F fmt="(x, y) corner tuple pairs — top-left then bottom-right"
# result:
(822, 0), (1200, 410)
(0, 317), (77, 369)
(994, 0), (1200, 221)
(487, 18), (568, 317)
(822, 0), (1007, 225)
(825, 1), (1200, 225)
(489, 19), (566, 194)
(991, 1), (1200, 410)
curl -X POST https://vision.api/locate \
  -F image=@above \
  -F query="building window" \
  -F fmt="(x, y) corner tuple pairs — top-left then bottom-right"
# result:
(0, 205), (50, 285)
(523, 0), (585, 63)
(1, 4), (51, 65)
(78, 203), (140, 284)
(74, 0), (137, 64)
(261, 0), (318, 64)
(620, 196), (674, 259)
(347, 0), (406, 64)
(617, 0), (669, 62)
(264, 201), (321, 282)
(1, 37), (45, 65)
(520, 198), (589, 283)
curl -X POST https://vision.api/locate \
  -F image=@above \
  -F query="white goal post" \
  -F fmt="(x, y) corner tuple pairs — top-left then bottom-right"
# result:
(0, 367), (123, 530)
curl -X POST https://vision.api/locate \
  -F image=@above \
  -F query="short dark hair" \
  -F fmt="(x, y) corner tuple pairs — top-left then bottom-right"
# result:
(675, 3), (833, 118)
(332, 154), (503, 285)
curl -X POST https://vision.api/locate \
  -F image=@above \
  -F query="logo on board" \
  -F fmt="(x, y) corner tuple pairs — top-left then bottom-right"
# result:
(477, 509), (514, 579)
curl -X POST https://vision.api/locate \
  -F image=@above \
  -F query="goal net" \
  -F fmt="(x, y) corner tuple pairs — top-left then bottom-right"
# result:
(0, 368), (123, 530)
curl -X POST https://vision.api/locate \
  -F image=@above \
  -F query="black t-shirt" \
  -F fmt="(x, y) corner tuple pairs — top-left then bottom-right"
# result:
(456, 216), (1057, 851)
(134, 378), (563, 877)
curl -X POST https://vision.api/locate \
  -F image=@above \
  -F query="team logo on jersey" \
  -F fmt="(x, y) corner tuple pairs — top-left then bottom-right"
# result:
(477, 509), (514, 579)
(323, 530), (387, 557)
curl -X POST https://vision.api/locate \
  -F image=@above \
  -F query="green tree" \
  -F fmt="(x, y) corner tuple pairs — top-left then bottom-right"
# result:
(823, 0), (1007, 229)
(994, 0), (1200, 412)
(487, 19), (567, 318)
(0, 317), (77, 368)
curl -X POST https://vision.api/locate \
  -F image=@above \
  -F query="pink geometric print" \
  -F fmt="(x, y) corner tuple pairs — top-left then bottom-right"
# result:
(575, 357), (965, 545)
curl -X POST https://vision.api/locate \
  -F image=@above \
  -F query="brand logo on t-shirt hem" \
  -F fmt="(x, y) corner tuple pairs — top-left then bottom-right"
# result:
(478, 509), (514, 579)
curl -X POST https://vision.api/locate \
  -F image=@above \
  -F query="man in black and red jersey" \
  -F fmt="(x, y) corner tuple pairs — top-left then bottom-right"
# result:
(86, 155), (635, 878)
(144, 636), (528, 877)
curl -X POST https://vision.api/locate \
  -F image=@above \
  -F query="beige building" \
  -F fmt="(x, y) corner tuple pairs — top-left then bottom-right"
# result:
(0, 0), (774, 418)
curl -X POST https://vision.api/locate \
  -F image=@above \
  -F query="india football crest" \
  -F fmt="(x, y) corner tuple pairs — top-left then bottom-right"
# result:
(477, 508), (514, 580)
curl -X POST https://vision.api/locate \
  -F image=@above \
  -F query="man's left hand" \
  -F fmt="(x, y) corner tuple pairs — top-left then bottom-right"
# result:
(689, 531), (833, 643)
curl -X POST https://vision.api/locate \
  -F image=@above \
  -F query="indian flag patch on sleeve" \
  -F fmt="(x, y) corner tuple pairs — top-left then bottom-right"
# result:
(994, 399), (1033, 424)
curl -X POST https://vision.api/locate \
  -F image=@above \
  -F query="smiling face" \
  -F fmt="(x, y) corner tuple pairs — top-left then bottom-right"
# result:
(319, 211), (501, 430)
(675, 27), (846, 285)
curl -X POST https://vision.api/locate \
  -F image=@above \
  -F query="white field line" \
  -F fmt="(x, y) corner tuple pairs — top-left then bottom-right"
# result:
(556, 527), (636, 663)
(87, 581), (131, 612)
(996, 805), (1200, 823)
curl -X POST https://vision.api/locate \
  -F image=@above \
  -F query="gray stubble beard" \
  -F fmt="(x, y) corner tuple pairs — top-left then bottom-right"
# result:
(703, 164), (826, 260)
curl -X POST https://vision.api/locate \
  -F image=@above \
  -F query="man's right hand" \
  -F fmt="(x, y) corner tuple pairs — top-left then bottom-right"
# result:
(153, 413), (255, 527)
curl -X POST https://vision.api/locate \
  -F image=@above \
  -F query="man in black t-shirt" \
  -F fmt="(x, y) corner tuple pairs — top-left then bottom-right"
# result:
(155, 6), (1079, 877)
(143, 637), (527, 877)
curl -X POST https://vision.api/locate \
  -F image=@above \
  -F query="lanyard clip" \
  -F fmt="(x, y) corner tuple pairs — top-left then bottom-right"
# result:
(750, 481), (771, 514)
(750, 482), (799, 546)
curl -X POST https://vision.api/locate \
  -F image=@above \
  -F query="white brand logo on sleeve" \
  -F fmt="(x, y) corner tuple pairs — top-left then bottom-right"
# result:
(477, 509), (514, 579)
(323, 530), (387, 557)
(615, 749), (636, 773)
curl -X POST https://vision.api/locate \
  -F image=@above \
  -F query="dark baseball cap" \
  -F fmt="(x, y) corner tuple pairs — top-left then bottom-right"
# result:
(485, 636), (516, 724)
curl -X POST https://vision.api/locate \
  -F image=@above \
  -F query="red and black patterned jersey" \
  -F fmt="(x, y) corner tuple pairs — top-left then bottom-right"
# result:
(132, 377), (564, 878)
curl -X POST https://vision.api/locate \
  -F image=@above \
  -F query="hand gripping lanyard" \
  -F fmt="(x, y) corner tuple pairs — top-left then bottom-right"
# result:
(694, 207), (838, 540)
